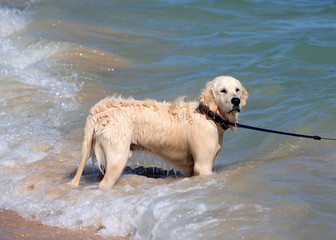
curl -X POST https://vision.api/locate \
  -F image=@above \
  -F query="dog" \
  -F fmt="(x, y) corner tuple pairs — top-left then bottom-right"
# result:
(68, 76), (248, 189)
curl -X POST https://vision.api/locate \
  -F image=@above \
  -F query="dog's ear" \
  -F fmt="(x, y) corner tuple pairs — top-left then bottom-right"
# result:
(200, 81), (218, 113)
(240, 84), (248, 108)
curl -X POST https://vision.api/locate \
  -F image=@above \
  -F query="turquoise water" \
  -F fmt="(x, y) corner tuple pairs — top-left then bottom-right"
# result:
(1, 0), (336, 239)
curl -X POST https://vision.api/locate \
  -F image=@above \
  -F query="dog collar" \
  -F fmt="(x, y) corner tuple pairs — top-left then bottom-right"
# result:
(198, 105), (235, 131)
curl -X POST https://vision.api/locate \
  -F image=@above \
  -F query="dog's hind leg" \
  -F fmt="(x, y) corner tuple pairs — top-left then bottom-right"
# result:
(98, 140), (130, 189)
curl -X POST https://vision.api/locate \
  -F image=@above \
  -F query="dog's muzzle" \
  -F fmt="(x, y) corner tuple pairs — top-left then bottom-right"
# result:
(230, 97), (241, 112)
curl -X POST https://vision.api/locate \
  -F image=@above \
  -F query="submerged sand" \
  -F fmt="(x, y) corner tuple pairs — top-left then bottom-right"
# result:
(0, 209), (127, 240)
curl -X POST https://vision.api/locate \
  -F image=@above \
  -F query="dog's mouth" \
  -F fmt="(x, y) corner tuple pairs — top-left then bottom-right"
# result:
(229, 106), (240, 113)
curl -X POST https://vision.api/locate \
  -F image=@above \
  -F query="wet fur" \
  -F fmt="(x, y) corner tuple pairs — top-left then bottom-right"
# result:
(68, 76), (248, 189)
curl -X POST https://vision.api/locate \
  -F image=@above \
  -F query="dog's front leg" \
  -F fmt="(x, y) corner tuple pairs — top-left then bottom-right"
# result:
(192, 143), (221, 176)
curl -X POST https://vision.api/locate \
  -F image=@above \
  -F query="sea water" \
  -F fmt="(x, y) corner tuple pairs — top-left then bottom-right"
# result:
(0, 0), (336, 239)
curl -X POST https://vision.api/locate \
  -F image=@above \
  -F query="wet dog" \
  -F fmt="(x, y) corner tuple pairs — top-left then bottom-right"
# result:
(68, 76), (248, 189)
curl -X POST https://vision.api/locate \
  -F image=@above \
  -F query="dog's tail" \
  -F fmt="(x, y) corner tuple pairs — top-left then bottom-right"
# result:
(81, 115), (96, 163)
(67, 115), (96, 187)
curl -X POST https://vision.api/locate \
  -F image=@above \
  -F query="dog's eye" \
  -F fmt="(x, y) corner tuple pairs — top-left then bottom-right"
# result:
(221, 89), (227, 94)
(236, 88), (240, 92)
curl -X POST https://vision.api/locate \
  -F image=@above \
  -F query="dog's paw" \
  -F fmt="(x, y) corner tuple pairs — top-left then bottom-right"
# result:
(66, 179), (79, 188)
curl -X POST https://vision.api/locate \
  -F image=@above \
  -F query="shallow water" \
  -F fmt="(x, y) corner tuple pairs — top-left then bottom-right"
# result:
(1, 0), (336, 239)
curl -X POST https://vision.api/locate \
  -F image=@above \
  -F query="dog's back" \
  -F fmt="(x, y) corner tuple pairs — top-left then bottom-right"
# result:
(90, 97), (199, 170)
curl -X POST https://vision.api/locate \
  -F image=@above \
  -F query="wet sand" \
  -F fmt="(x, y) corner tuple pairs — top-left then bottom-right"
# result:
(0, 209), (127, 240)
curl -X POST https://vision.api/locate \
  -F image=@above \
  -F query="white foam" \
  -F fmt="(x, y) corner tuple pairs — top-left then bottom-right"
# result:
(0, 141), (9, 156)
(14, 144), (49, 164)
(4, 40), (67, 70)
(0, 7), (27, 38)
(0, 38), (79, 103)
(228, 203), (245, 212)
(0, 6), (82, 164)
(0, 151), (277, 240)
(1, 177), (218, 239)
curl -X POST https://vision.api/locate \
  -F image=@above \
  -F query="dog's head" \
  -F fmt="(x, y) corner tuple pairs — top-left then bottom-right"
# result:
(200, 76), (248, 124)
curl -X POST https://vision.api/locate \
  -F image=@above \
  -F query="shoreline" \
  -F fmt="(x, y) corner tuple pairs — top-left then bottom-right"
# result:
(0, 209), (127, 240)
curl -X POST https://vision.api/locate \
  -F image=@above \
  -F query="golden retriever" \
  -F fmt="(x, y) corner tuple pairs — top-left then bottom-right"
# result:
(68, 76), (248, 189)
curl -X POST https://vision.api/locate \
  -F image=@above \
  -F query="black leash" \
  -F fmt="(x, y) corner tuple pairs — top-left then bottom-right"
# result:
(234, 122), (336, 141)
(203, 108), (336, 141)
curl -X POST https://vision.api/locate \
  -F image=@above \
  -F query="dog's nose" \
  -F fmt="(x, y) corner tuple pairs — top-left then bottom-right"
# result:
(231, 97), (240, 106)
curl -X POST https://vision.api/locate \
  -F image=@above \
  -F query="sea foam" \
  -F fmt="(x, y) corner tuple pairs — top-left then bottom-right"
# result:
(0, 6), (82, 166)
